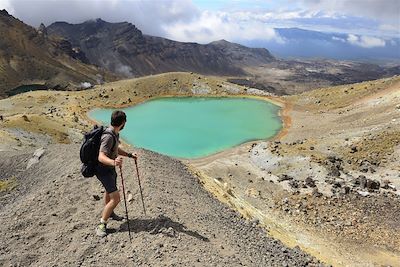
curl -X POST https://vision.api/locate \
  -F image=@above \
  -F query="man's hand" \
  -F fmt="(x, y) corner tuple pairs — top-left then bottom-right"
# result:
(114, 156), (123, 167)
(128, 152), (138, 159)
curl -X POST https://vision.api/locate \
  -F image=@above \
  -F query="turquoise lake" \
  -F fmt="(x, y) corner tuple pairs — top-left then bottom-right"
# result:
(89, 97), (282, 159)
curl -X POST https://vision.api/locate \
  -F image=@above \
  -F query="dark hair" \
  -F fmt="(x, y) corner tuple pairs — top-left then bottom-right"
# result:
(111, 110), (126, 126)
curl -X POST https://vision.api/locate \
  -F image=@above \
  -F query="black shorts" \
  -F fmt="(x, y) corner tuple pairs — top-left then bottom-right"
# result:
(95, 164), (118, 193)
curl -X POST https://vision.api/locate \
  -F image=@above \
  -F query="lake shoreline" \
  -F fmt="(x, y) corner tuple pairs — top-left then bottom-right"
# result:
(86, 94), (289, 160)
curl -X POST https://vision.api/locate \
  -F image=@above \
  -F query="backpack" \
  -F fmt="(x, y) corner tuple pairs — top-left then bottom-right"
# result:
(80, 125), (117, 177)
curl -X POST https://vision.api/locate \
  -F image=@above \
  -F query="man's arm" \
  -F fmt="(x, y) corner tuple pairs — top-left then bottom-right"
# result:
(98, 151), (118, 166)
(118, 145), (137, 159)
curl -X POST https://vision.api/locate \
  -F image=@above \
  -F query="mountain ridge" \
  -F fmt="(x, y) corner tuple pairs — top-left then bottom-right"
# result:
(46, 19), (275, 77)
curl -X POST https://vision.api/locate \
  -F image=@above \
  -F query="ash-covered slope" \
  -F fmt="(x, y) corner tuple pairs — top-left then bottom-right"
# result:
(47, 19), (275, 77)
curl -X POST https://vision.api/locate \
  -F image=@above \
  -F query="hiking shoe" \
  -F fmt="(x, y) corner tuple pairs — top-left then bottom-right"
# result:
(96, 223), (107, 237)
(110, 212), (124, 221)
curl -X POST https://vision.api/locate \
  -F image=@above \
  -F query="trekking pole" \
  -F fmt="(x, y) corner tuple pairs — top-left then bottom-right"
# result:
(119, 165), (132, 242)
(134, 158), (147, 216)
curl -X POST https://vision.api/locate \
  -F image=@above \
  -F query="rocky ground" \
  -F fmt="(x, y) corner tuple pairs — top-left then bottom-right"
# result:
(1, 72), (399, 266)
(190, 75), (400, 266)
(0, 144), (323, 266)
(236, 60), (400, 95)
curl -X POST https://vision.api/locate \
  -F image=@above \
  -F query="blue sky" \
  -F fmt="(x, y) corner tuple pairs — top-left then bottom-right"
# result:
(1, 0), (399, 47)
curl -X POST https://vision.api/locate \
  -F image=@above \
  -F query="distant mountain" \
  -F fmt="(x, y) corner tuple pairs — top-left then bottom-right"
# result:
(0, 10), (116, 97)
(1, 10), (398, 98)
(47, 19), (275, 77)
(242, 28), (400, 63)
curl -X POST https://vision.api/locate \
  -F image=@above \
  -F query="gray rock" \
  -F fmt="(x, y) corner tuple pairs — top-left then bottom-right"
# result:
(341, 186), (350, 195)
(312, 188), (323, 198)
(332, 180), (343, 188)
(381, 180), (390, 189)
(278, 174), (294, 182)
(359, 175), (367, 188)
(357, 191), (370, 197)
(26, 147), (45, 169)
(305, 177), (316, 188)
(328, 167), (341, 177)
(359, 166), (369, 173)
(366, 179), (380, 190)
(288, 180), (299, 188)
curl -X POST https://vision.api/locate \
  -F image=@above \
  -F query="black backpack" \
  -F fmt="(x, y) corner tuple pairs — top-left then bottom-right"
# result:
(80, 125), (116, 177)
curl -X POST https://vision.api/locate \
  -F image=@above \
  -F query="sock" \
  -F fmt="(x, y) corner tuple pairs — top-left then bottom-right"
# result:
(100, 218), (108, 225)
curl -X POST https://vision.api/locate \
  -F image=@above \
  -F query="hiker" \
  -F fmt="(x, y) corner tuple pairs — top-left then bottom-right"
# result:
(95, 110), (137, 237)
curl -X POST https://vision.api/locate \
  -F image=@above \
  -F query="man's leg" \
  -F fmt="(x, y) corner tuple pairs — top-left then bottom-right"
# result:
(101, 190), (120, 222)
(104, 192), (110, 205)
(96, 168), (120, 237)
(96, 190), (120, 237)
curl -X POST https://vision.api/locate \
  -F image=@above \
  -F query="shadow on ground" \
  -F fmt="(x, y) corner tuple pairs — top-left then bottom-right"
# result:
(118, 214), (209, 242)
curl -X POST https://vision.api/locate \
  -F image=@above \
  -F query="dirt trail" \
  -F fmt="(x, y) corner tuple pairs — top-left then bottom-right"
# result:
(0, 144), (322, 266)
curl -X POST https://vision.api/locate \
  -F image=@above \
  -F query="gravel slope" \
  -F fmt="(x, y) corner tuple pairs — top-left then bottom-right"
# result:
(0, 144), (323, 266)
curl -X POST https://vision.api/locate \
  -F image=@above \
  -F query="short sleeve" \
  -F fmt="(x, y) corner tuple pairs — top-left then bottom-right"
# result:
(99, 134), (114, 157)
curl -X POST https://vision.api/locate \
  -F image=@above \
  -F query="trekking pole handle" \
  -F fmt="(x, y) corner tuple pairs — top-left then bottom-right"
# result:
(128, 152), (138, 159)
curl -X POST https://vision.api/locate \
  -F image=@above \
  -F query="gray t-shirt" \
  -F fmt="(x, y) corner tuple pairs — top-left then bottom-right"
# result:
(99, 127), (119, 160)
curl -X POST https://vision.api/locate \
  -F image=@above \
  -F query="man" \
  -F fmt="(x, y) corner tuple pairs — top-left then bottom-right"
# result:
(95, 110), (137, 237)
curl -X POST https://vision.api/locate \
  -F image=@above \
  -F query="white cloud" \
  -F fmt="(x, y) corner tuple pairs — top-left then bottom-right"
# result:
(163, 10), (284, 44)
(0, 0), (397, 44)
(379, 24), (400, 36)
(0, 0), (199, 38)
(332, 36), (346, 42)
(0, 0), (13, 12)
(0, 0), (285, 44)
(346, 34), (386, 48)
(298, 0), (400, 37)
(222, 9), (339, 22)
(300, 0), (400, 22)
